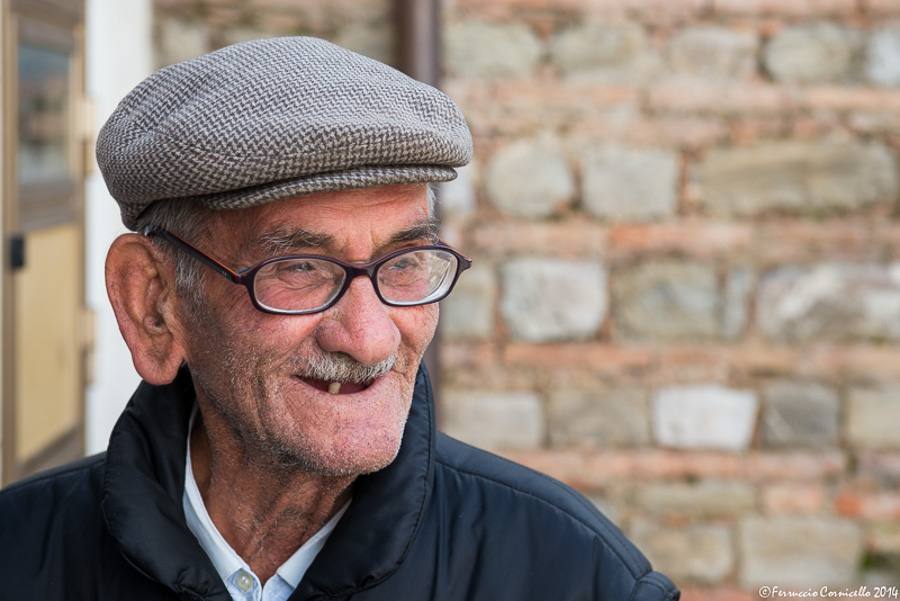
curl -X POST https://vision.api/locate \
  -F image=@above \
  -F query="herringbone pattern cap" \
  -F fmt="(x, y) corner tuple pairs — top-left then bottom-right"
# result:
(97, 37), (473, 229)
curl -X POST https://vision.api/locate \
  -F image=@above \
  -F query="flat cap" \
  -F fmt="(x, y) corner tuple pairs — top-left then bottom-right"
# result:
(97, 36), (473, 230)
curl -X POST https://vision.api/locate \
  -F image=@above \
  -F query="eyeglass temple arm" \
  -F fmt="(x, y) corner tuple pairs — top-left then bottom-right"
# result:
(141, 226), (241, 282)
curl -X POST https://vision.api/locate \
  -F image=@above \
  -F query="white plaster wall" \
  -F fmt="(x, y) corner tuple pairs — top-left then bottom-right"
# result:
(84, 0), (152, 454)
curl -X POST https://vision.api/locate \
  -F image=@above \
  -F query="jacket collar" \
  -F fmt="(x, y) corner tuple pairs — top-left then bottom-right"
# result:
(102, 364), (436, 600)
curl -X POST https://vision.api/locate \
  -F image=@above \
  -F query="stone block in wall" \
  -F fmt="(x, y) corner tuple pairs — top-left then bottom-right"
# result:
(868, 27), (900, 87)
(633, 481), (756, 517)
(550, 23), (656, 80)
(444, 22), (542, 79)
(757, 264), (900, 343)
(739, 517), (863, 588)
(761, 381), (840, 448)
(848, 386), (900, 450)
(652, 385), (758, 451)
(867, 522), (900, 556)
(440, 390), (544, 450)
(438, 164), (477, 219)
(440, 264), (495, 341)
(666, 26), (759, 81)
(333, 21), (394, 65)
(485, 141), (574, 218)
(763, 24), (863, 84)
(693, 141), (899, 216)
(723, 266), (753, 341)
(501, 259), (607, 342)
(547, 388), (650, 448)
(613, 261), (720, 341)
(220, 28), (276, 48)
(156, 18), (211, 67)
(581, 145), (679, 222)
(631, 522), (733, 585)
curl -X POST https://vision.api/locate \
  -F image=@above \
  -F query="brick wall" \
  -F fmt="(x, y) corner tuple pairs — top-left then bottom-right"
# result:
(151, 0), (900, 596)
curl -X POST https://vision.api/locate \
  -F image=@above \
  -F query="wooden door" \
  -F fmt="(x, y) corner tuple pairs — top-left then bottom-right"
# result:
(2, 0), (90, 484)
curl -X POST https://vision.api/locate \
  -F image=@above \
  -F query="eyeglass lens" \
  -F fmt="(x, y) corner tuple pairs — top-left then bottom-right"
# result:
(252, 248), (460, 313)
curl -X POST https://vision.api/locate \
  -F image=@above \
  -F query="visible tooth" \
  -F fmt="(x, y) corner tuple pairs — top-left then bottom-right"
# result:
(328, 382), (342, 395)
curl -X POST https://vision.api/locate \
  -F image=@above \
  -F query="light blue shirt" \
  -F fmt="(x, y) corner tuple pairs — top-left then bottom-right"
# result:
(183, 415), (349, 601)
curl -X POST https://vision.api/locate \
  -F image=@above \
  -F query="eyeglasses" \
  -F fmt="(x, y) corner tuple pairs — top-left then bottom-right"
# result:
(143, 226), (472, 315)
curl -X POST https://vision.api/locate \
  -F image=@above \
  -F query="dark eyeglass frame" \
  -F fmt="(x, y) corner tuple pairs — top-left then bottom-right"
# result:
(143, 225), (472, 315)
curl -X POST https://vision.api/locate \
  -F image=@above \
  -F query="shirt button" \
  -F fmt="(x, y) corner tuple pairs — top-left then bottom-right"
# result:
(236, 571), (254, 591)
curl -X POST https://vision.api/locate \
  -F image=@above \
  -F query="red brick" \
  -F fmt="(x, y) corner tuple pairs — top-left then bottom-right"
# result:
(499, 449), (846, 491)
(452, 0), (708, 21)
(497, 449), (617, 491)
(757, 220), (896, 265)
(502, 342), (805, 384)
(730, 118), (790, 145)
(469, 220), (611, 259)
(746, 452), (846, 481)
(441, 343), (499, 371)
(452, 0), (581, 9)
(803, 346), (900, 381)
(679, 586), (758, 601)
(712, 0), (859, 17)
(626, 450), (745, 480)
(618, 117), (729, 151)
(498, 450), (735, 488)
(762, 483), (827, 514)
(856, 452), (900, 481)
(609, 222), (753, 260)
(647, 82), (797, 115)
(864, 0), (900, 15)
(837, 490), (900, 520)
(454, 82), (643, 135)
(503, 343), (655, 372)
(497, 341), (900, 385)
(802, 86), (900, 113)
(654, 345), (799, 383)
(493, 82), (640, 109)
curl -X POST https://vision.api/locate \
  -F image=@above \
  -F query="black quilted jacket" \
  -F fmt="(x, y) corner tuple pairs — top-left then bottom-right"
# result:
(0, 366), (679, 601)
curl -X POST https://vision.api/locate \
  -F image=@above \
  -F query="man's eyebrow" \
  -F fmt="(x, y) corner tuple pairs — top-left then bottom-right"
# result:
(387, 217), (441, 245)
(255, 217), (440, 256)
(257, 229), (333, 255)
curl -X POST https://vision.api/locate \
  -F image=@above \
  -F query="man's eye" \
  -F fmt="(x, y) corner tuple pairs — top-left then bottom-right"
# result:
(389, 258), (414, 271)
(265, 260), (334, 288)
(284, 261), (318, 272)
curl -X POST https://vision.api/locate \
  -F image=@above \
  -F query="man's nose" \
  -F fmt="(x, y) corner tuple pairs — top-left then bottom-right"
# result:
(315, 275), (401, 366)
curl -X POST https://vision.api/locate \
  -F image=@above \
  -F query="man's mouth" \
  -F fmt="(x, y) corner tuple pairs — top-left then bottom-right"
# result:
(300, 377), (371, 395)
(294, 352), (396, 396)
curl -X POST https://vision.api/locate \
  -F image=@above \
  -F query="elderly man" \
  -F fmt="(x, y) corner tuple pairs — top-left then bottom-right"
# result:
(0, 37), (678, 600)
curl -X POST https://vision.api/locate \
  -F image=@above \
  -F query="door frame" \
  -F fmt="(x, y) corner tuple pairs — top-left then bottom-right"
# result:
(1, 0), (87, 485)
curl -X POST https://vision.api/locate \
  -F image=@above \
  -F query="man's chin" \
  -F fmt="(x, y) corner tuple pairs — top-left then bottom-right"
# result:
(267, 425), (407, 479)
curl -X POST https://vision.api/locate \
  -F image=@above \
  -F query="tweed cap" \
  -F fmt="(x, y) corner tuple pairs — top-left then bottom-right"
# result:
(97, 37), (473, 230)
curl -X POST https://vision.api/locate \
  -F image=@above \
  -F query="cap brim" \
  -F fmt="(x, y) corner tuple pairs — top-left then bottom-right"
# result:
(121, 164), (458, 230)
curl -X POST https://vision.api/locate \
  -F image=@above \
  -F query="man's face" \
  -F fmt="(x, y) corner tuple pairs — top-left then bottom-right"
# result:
(179, 183), (438, 477)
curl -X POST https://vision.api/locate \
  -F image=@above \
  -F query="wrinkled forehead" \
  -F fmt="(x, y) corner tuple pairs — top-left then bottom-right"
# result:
(201, 184), (436, 259)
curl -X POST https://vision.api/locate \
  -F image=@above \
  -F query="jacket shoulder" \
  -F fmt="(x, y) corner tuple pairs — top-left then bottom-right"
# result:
(0, 454), (108, 562)
(0, 452), (106, 503)
(434, 433), (633, 552)
(432, 432), (679, 600)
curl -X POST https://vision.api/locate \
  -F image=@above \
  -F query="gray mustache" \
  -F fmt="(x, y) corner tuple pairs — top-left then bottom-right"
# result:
(301, 352), (397, 384)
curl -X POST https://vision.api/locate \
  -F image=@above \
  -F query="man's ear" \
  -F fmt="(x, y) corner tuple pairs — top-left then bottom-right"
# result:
(106, 233), (188, 385)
